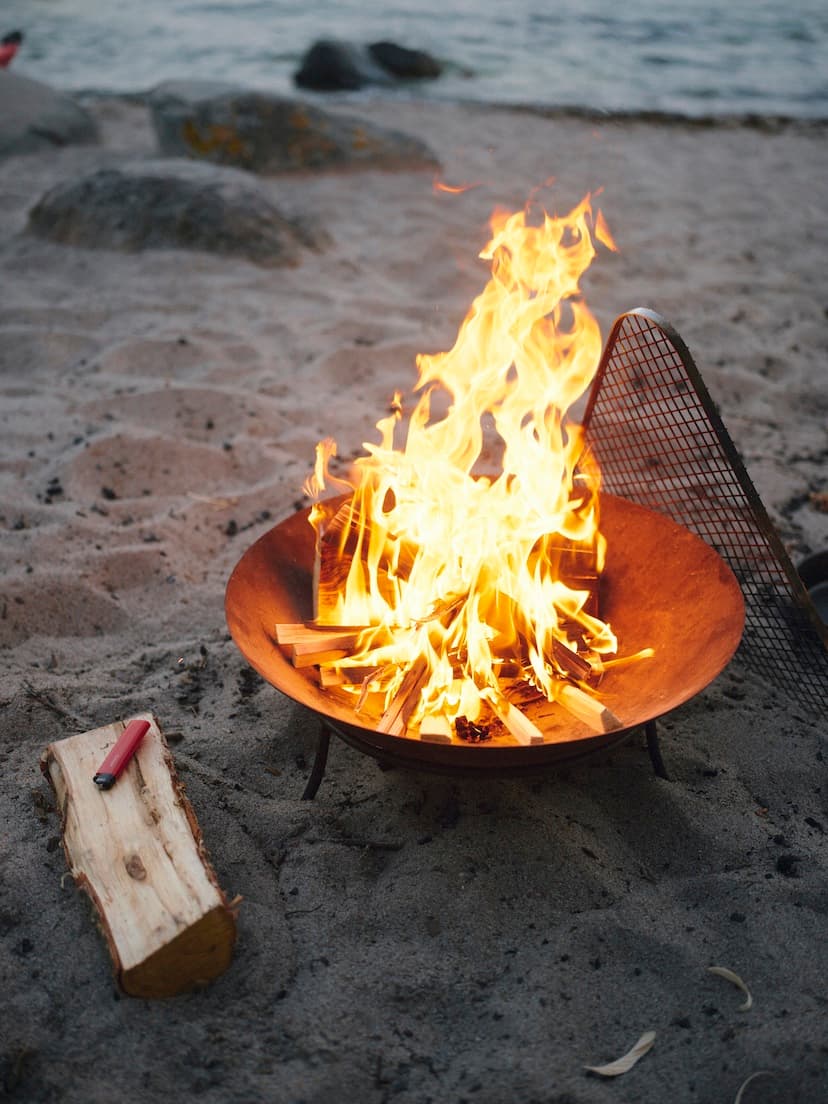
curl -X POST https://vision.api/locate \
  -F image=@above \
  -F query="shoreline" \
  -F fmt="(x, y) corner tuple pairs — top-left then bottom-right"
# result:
(73, 83), (828, 133)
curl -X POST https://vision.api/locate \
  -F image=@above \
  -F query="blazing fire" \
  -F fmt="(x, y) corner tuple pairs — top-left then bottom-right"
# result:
(294, 194), (635, 744)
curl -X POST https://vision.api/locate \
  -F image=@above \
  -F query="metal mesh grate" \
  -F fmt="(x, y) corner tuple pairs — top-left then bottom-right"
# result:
(583, 308), (828, 713)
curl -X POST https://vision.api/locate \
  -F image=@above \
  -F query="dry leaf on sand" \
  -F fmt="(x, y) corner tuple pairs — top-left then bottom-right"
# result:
(584, 1031), (656, 1077)
(708, 966), (753, 1010)
(734, 1070), (772, 1103)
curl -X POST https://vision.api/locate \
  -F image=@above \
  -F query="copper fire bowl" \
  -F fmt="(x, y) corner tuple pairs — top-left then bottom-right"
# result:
(225, 494), (745, 770)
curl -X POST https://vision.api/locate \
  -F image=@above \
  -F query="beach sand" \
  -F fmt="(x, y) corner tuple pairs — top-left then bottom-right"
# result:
(0, 95), (826, 1103)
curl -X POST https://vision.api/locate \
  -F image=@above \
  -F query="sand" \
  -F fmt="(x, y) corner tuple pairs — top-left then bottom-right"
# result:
(0, 95), (826, 1104)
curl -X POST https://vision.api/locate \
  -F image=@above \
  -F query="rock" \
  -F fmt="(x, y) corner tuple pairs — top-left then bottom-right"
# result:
(295, 38), (442, 90)
(294, 40), (393, 91)
(149, 83), (438, 173)
(26, 159), (327, 267)
(0, 69), (98, 158)
(367, 41), (442, 80)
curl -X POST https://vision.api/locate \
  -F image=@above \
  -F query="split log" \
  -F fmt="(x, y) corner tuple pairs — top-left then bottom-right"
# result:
(315, 497), (418, 621)
(274, 622), (365, 646)
(377, 657), (429, 736)
(291, 647), (351, 668)
(418, 713), (453, 744)
(318, 664), (377, 688)
(530, 535), (600, 618)
(41, 713), (237, 998)
(550, 682), (621, 734)
(482, 690), (545, 745)
(549, 637), (600, 684)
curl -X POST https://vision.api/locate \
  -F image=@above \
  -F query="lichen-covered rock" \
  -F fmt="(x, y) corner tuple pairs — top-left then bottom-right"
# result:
(27, 159), (327, 266)
(149, 82), (439, 173)
(0, 70), (97, 158)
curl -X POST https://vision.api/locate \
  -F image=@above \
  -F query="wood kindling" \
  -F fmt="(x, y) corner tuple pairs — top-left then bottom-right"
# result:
(550, 681), (621, 734)
(377, 657), (430, 736)
(274, 611), (616, 737)
(278, 490), (616, 741)
(481, 689), (545, 745)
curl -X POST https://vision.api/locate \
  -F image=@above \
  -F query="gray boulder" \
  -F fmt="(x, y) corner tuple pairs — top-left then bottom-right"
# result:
(26, 159), (327, 267)
(0, 69), (97, 158)
(149, 82), (438, 173)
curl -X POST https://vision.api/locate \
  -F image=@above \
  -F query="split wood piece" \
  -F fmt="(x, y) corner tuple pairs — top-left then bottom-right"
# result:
(550, 682), (622, 734)
(274, 623), (366, 646)
(292, 647), (351, 669)
(549, 637), (600, 684)
(377, 658), (430, 736)
(483, 690), (545, 746)
(316, 497), (417, 622)
(275, 623), (363, 668)
(533, 536), (600, 618)
(41, 712), (237, 999)
(419, 714), (453, 744)
(319, 665), (377, 689)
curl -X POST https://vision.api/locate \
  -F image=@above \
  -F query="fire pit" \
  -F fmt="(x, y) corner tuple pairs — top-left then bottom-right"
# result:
(225, 490), (744, 782)
(223, 196), (778, 796)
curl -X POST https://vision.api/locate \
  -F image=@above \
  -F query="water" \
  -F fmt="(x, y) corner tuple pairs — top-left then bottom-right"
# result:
(3, 0), (827, 119)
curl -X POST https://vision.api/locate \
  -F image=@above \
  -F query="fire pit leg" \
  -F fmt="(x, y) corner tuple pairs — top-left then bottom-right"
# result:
(302, 722), (332, 800)
(645, 719), (670, 781)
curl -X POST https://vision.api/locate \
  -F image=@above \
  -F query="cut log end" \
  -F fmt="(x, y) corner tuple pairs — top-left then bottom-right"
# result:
(120, 903), (237, 999)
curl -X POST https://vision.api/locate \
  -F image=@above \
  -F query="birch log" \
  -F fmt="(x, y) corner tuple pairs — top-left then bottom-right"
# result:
(41, 712), (237, 998)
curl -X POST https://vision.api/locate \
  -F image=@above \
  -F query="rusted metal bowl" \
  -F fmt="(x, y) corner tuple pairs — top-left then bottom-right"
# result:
(225, 493), (745, 771)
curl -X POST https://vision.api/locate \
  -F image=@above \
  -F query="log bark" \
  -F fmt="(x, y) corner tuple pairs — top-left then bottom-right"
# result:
(41, 712), (237, 998)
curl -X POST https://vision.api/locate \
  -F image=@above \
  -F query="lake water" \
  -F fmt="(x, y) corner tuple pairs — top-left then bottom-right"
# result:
(3, 0), (827, 119)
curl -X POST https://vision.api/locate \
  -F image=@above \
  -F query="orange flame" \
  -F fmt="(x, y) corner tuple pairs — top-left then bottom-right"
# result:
(307, 194), (620, 736)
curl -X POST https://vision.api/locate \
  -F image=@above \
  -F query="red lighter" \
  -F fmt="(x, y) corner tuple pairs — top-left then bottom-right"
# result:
(93, 719), (150, 789)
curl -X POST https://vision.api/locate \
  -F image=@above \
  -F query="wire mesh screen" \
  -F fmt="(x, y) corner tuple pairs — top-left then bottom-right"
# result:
(583, 308), (828, 713)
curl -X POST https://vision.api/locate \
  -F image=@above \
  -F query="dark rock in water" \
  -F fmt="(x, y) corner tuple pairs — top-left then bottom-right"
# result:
(27, 160), (327, 267)
(295, 38), (442, 90)
(149, 82), (438, 173)
(367, 41), (442, 80)
(294, 39), (393, 91)
(0, 70), (97, 158)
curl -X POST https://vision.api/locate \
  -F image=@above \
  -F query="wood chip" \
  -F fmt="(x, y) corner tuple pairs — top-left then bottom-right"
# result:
(707, 966), (753, 1011)
(584, 1031), (655, 1077)
(734, 1070), (772, 1103)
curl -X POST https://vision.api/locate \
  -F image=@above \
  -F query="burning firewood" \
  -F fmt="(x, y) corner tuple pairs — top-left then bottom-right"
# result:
(377, 657), (430, 736)
(281, 195), (638, 746)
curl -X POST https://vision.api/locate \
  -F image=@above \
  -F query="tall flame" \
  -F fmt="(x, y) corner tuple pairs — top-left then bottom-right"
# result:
(306, 194), (622, 735)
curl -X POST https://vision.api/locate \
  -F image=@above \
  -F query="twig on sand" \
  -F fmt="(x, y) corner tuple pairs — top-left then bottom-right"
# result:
(22, 681), (80, 724)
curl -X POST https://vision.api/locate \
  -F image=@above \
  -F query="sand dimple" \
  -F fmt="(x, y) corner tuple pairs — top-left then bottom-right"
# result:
(0, 329), (98, 379)
(92, 336), (214, 377)
(78, 385), (290, 442)
(0, 575), (128, 647)
(64, 431), (260, 501)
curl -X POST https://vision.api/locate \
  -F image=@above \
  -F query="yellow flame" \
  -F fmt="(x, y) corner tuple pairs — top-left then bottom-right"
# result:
(308, 194), (620, 732)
